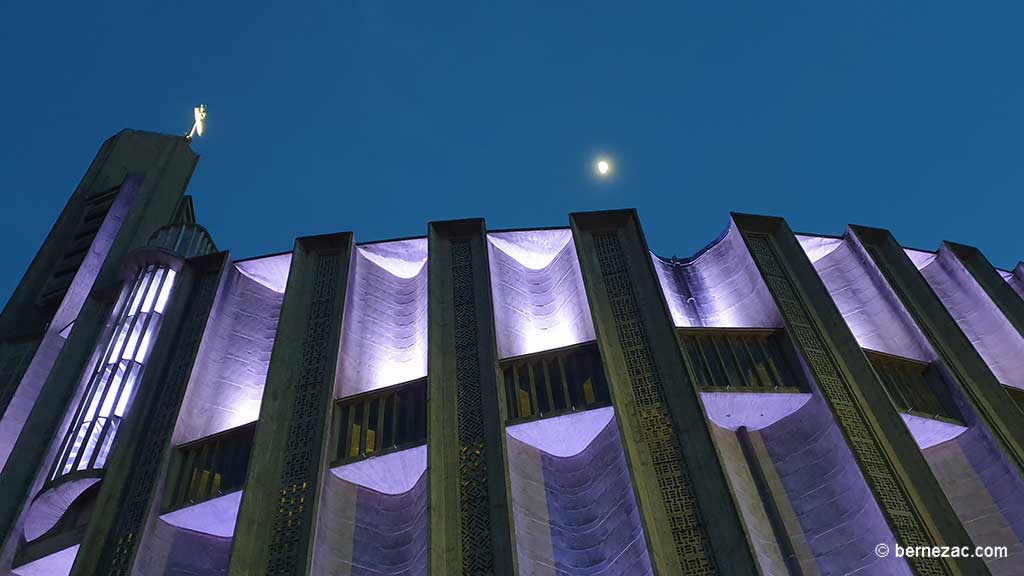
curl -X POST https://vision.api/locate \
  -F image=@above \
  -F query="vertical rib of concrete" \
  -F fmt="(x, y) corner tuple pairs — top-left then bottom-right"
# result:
(849, 226), (1024, 478)
(228, 233), (353, 576)
(732, 214), (984, 575)
(70, 251), (227, 575)
(942, 243), (1024, 377)
(427, 219), (516, 576)
(0, 131), (199, 557)
(570, 209), (758, 575)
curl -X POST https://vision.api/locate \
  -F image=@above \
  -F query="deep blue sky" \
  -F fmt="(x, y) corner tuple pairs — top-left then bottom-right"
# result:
(2, 2), (1022, 306)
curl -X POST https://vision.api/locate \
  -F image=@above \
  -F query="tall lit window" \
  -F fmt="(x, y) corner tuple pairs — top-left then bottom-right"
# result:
(50, 264), (177, 481)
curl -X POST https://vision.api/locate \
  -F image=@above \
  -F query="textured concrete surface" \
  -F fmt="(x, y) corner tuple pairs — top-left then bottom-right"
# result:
(805, 235), (933, 362)
(507, 414), (653, 575)
(313, 468), (428, 575)
(133, 518), (231, 576)
(760, 394), (912, 575)
(652, 226), (782, 329)
(700, 391), (812, 432)
(918, 246), (1024, 389)
(923, 378), (1024, 574)
(487, 230), (595, 359)
(173, 266), (284, 445)
(331, 445), (426, 495)
(709, 425), (788, 576)
(336, 239), (428, 398)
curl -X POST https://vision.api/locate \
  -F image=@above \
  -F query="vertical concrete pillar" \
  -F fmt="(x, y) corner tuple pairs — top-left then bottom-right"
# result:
(848, 226), (1024, 479)
(570, 210), (758, 575)
(228, 233), (353, 576)
(427, 219), (516, 575)
(71, 251), (228, 575)
(733, 213), (984, 575)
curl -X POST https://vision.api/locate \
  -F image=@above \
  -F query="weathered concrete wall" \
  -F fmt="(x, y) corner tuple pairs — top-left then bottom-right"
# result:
(759, 394), (911, 575)
(311, 470), (427, 575)
(487, 230), (595, 359)
(919, 247), (1024, 389)
(132, 518), (231, 576)
(507, 415), (651, 575)
(805, 236), (932, 361)
(173, 265), (283, 445)
(652, 226), (782, 329)
(336, 239), (428, 398)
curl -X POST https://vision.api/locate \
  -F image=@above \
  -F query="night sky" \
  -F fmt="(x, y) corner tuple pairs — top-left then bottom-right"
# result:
(2, 2), (1022, 306)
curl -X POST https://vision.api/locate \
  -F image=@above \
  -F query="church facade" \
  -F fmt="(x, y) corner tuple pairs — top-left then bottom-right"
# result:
(1, 130), (1023, 575)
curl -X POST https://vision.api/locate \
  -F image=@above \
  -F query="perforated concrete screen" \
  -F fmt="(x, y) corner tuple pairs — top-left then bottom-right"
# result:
(1, 131), (1023, 575)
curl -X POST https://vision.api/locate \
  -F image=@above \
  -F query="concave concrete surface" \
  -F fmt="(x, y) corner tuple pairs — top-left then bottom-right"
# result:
(916, 246), (1024, 389)
(759, 394), (911, 575)
(331, 445), (427, 495)
(133, 518), (232, 576)
(173, 263), (284, 445)
(507, 412), (653, 575)
(11, 544), (78, 576)
(313, 461), (428, 575)
(653, 225), (782, 328)
(336, 239), (428, 398)
(21, 477), (100, 542)
(700, 391), (812, 432)
(488, 230), (595, 359)
(921, 378), (1024, 574)
(799, 234), (932, 362)
(160, 490), (241, 538)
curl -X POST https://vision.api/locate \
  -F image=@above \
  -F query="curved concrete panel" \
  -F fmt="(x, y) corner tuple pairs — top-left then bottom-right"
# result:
(173, 266), (284, 445)
(919, 246), (1024, 389)
(330, 445), (427, 495)
(797, 234), (843, 265)
(133, 518), (232, 576)
(806, 236), (933, 361)
(701, 391), (812, 432)
(760, 394), (911, 575)
(507, 414), (653, 575)
(506, 406), (614, 458)
(488, 230), (595, 359)
(313, 467), (428, 575)
(653, 225), (782, 328)
(235, 252), (292, 293)
(160, 490), (241, 538)
(336, 239), (428, 398)
(22, 477), (100, 542)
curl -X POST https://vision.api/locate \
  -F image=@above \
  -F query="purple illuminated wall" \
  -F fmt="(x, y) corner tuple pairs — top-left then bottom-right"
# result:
(798, 234), (933, 361)
(132, 518), (231, 576)
(652, 226), (782, 328)
(313, 461), (428, 575)
(487, 230), (595, 359)
(921, 367), (1024, 572)
(336, 239), (428, 398)
(173, 260), (286, 445)
(506, 412), (652, 575)
(759, 394), (911, 575)
(915, 246), (1024, 389)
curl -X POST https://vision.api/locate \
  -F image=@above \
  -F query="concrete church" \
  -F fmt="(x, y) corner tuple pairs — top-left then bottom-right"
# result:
(1, 130), (1023, 575)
